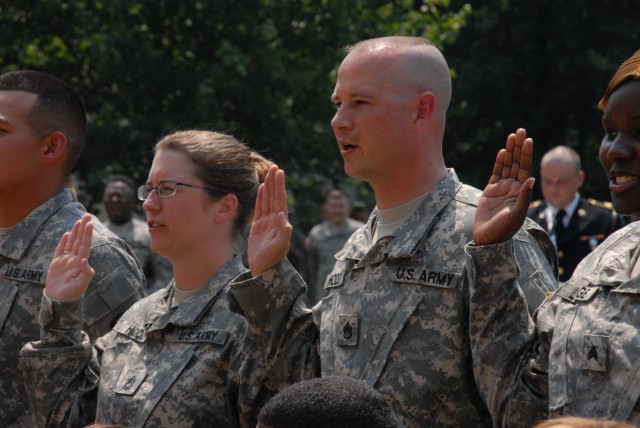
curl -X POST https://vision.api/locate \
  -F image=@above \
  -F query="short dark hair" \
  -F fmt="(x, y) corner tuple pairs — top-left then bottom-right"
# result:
(257, 376), (398, 428)
(104, 174), (137, 196)
(0, 70), (87, 176)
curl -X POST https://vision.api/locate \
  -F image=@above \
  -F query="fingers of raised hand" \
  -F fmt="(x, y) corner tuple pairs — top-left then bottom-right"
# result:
(274, 168), (289, 221)
(78, 215), (93, 259)
(510, 131), (524, 179)
(501, 132), (516, 179)
(258, 165), (289, 218)
(509, 128), (530, 180)
(56, 215), (93, 260)
(516, 138), (534, 184)
(501, 129), (532, 183)
(64, 217), (82, 255)
(261, 165), (278, 215)
(489, 149), (506, 185)
(254, 184), (265, 220)
(54, 231), (71, 258)
(261, 171), (272, 216)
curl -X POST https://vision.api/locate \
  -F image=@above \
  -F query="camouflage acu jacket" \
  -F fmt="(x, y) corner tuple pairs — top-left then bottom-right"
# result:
(468, 221), (640, 427)
(0, 189), (144, 427)
(20, 256), (281, 428)
(305, 217), (364, 305)
(229, 170), (557, 427)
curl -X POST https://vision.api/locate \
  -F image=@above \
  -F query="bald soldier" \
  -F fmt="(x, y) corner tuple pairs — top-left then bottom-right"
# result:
(229, 36), (557, 426)
(528, 145), (625, 281)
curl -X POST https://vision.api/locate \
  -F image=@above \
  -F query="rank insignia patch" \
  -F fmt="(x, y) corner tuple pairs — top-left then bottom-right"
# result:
(581, 334), (608, 372)
(338, 314), (358, 347)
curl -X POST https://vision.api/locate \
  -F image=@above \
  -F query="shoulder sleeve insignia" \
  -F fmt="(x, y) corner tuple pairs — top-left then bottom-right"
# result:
(587, 198), (614, 211)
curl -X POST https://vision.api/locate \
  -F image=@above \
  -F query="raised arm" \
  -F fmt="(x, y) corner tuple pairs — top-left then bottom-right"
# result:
(20, 214), (100, 427)
(473, 128), (535, 246)
(467, 130), (552, 427)
(248, 165), (293, 277)
(45, 214), (95, 302)
(230, 165), (321, 389)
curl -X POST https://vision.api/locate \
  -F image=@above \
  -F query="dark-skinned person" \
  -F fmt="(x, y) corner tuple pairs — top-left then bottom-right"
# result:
(256, 376), (399, 428)
(466, 49), (640, 426)
(0, 70), (144, 427)
(19, 130), (296, 427)
(227, 36), (557, 427)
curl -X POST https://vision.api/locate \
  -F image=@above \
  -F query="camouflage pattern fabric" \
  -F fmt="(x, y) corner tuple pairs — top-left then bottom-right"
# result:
(0, 189), (145, 428)
(305, 218), (364, 304)
(229, 170), (557, 427)
(468, 221), (640, 427)
(20, 256), (283, 428)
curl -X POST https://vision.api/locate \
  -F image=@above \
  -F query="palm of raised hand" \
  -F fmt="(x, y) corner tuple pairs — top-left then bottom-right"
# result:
(248, 165), (293, 277)
(46, 214), (95, 302)
(473, 129), (535, 246)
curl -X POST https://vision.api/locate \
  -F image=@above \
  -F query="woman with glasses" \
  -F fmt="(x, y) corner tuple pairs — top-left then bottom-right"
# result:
(19, 130), (295, 427)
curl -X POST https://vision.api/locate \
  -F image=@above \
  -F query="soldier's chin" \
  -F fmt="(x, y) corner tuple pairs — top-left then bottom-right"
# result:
(149, 241), (168, 258)
(610, 196), (638, 217)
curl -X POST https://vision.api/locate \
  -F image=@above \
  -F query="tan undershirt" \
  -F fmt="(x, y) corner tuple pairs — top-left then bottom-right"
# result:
(374, 192), (429, 242)
(171, 284), (206, 308)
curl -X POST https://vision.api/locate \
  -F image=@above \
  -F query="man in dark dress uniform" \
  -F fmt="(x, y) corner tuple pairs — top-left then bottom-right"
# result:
(528, 145), (625, 281)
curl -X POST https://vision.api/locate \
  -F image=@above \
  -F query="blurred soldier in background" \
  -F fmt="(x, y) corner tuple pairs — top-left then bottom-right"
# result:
(528, 145), (625, 281)
(304, 189), (363, 305)
(103, 174), (173, 294)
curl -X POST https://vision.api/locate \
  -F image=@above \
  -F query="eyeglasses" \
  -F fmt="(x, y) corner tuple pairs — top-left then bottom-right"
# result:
(137, 180), (224, 201)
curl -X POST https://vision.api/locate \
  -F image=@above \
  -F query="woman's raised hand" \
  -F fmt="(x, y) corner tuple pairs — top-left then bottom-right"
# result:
(248, 165), (293, 277)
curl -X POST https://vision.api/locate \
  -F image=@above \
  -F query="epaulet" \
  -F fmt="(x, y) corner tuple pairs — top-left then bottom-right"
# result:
(529, 200), (543, 209)
(587, 198), (614, 211)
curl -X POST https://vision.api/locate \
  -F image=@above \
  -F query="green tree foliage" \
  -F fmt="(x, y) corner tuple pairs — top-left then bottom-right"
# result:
(0, 0), (469, 231)
(444, 0), (640, 203)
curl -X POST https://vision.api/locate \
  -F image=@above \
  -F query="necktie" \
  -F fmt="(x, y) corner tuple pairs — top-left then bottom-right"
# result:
(555, 209), (567, 240)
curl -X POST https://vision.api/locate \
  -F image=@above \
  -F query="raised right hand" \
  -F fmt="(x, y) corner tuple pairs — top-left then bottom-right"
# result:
(248, 165), (293, 277)
(473, 128), (535, 246)
(45, 214), (95, 302)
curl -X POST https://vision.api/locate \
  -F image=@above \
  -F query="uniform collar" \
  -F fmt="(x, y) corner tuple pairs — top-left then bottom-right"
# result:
(150, 255), (246, 329)
(335, 170), (460, 266)
(0, 190), (76, 261)
(548, 193), (580, 221)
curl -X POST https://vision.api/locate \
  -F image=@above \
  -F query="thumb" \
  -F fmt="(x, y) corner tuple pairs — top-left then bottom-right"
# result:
(80, 258), (95, 278)
(514, 177), (534, 214)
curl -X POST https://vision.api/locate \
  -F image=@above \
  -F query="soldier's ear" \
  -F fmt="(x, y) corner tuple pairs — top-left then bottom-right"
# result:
(415, 91), (436, 124)
(213, 194), (238, 225)
(577, 170), (585, 188)
(41, 131), (68, 165)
